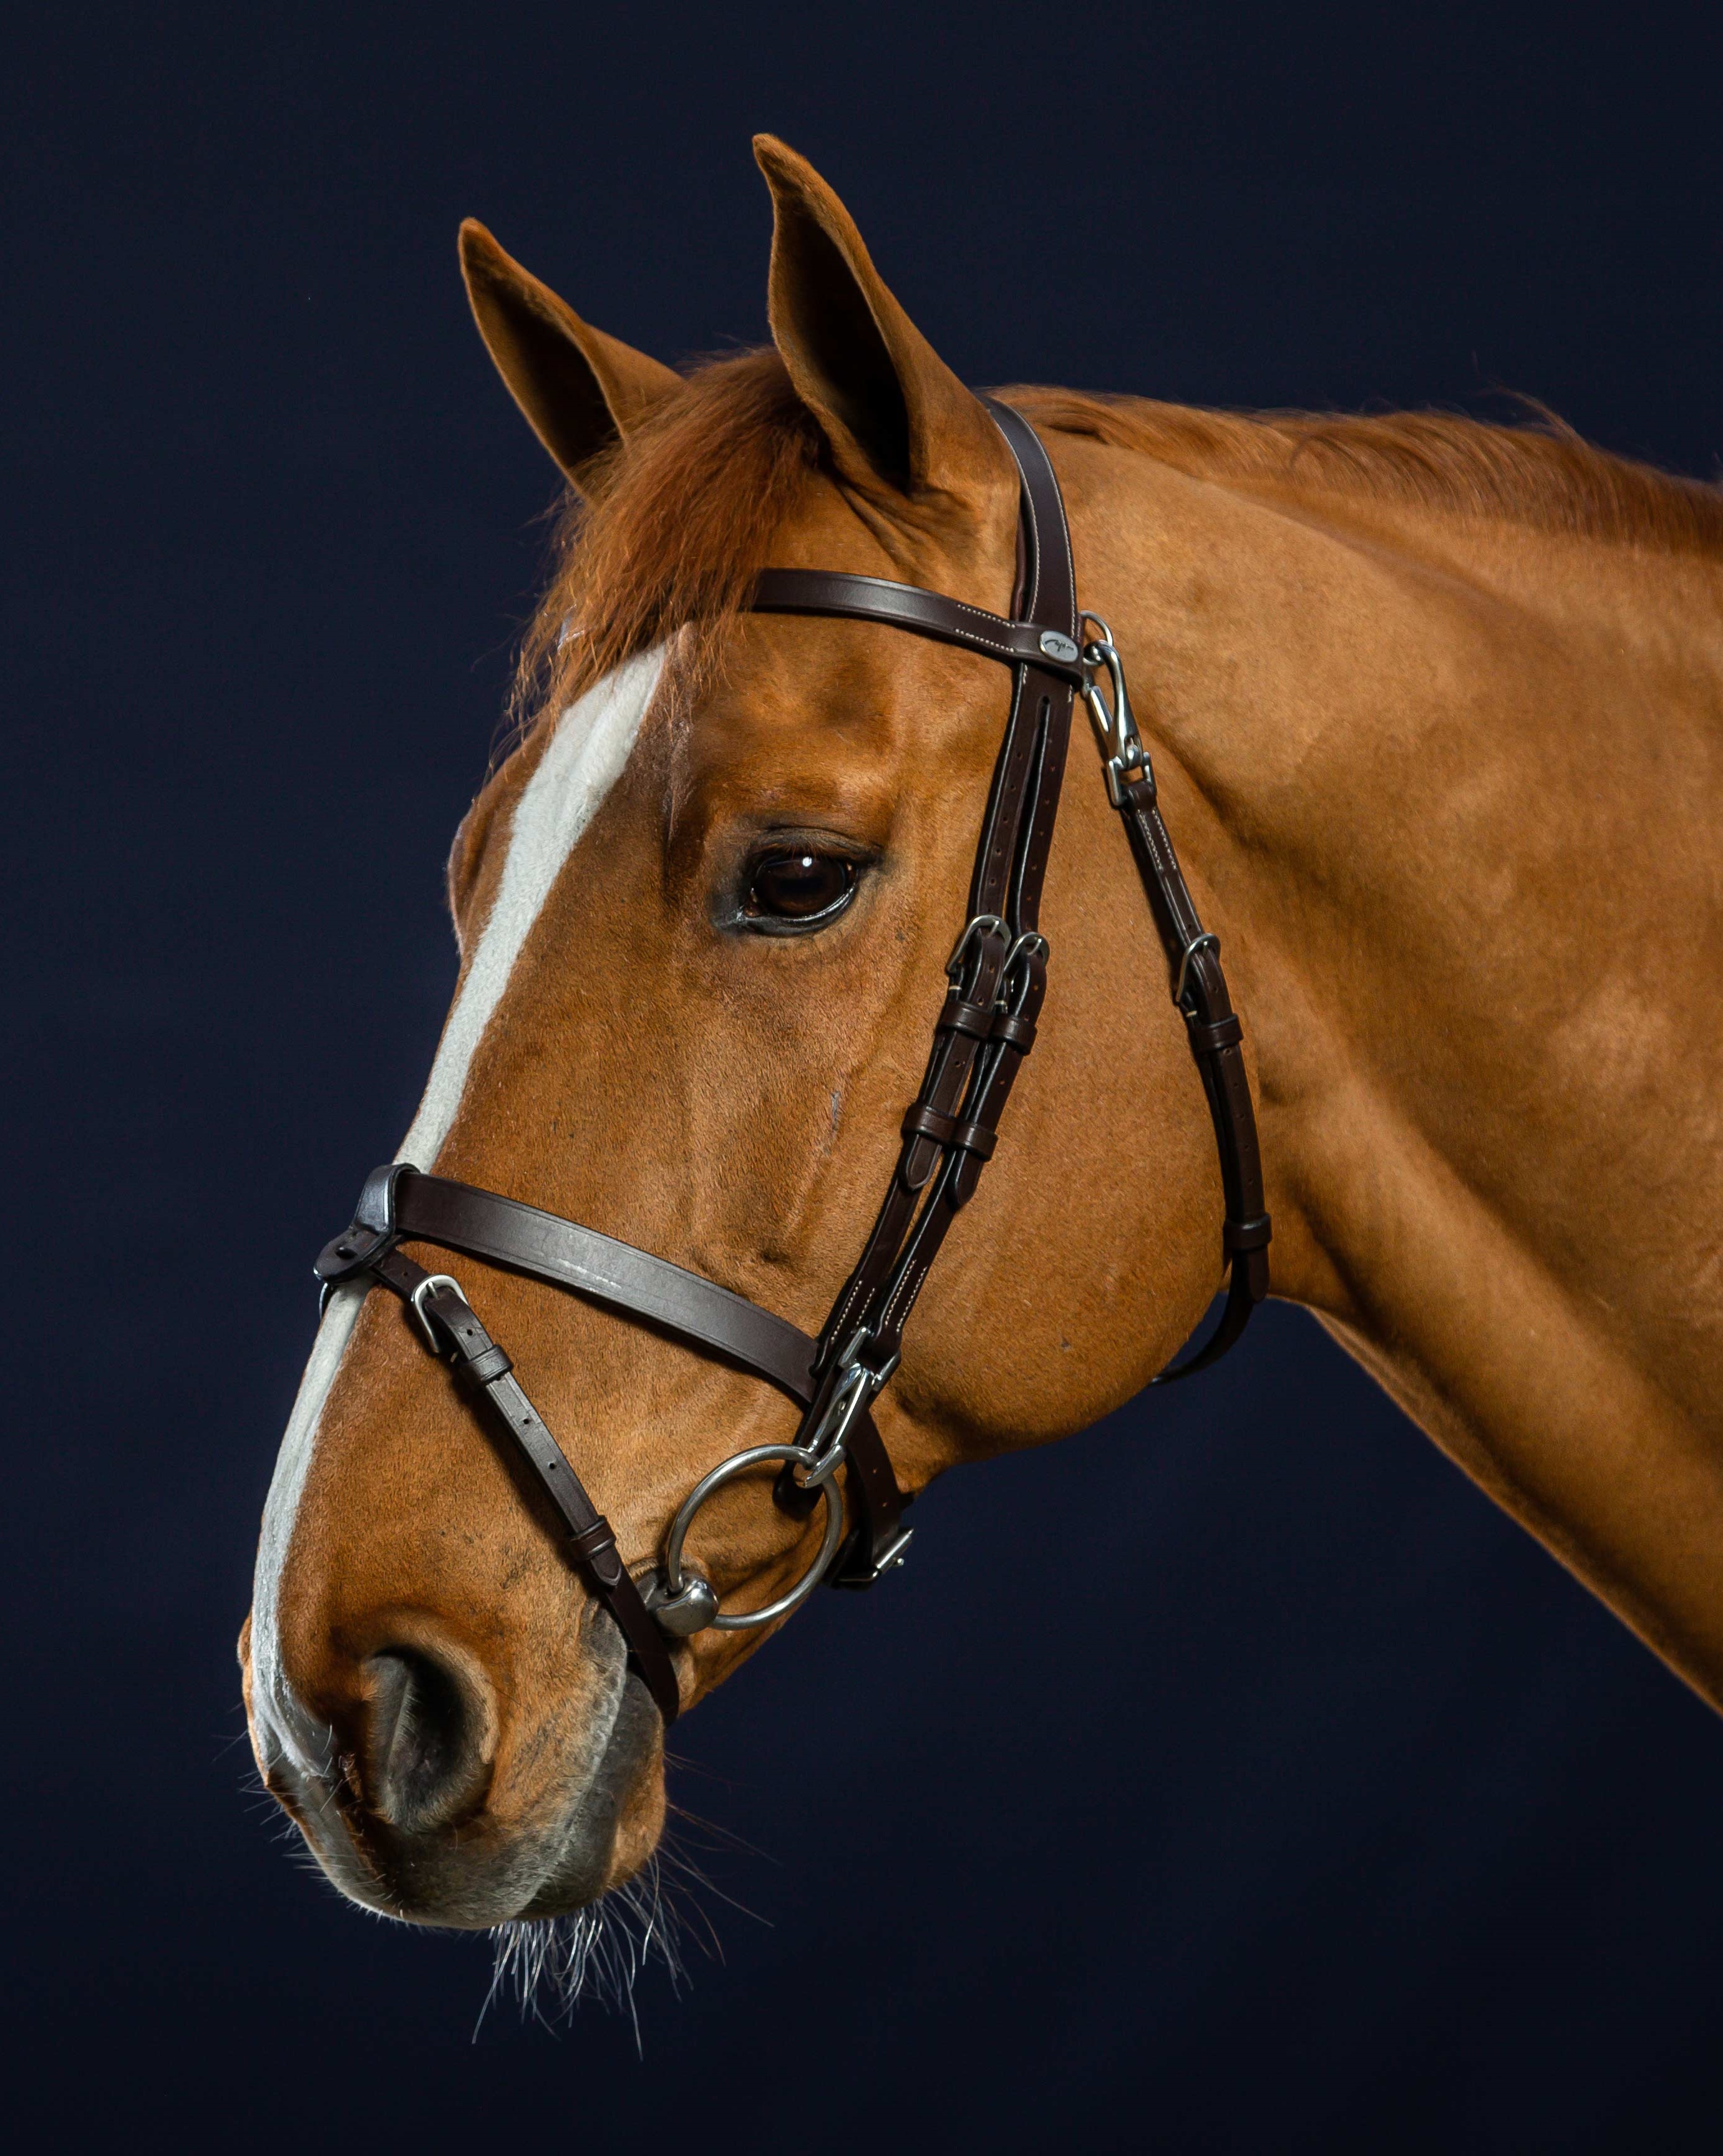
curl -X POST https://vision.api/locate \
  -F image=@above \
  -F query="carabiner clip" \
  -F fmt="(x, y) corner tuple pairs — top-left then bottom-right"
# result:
(1080, 614), (1152, 807)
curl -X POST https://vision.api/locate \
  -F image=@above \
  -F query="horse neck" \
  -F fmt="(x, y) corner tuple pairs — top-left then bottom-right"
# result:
(1067, 436), (1723, 1704)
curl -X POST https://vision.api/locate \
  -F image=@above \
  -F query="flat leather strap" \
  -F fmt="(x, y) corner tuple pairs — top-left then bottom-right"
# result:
(394, 1172), (819, 1402)
(360, 1245), (683, 1724)
(752, 570), (1085, 684)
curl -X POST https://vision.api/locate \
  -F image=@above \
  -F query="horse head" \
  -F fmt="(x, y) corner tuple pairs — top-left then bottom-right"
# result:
(241, 139), (1229, 1928)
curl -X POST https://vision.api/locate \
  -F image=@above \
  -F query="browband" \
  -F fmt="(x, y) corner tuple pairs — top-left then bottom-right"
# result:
(751, 568), (1087, 683)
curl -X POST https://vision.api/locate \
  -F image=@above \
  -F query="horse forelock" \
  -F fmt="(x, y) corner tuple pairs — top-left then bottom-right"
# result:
(512, 350), (824, 750)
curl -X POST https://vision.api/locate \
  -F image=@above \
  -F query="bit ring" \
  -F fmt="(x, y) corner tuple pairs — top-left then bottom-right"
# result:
(660, 1442), (845, 1632)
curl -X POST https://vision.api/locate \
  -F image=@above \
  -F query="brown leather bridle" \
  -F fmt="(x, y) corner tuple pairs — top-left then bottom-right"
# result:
(313, 402), (1269, 1724)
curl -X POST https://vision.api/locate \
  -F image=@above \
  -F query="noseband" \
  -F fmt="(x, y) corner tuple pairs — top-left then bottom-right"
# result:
(313, 401), (1270, 1723)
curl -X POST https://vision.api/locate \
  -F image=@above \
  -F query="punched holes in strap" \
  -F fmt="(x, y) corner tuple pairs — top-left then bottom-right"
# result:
(356, 1262), (682, 1721)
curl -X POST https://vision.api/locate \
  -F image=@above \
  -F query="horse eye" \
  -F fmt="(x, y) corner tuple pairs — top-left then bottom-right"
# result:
(745, 851), (857, 927)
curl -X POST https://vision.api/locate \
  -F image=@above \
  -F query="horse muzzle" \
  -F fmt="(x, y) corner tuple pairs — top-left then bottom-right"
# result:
(240, 1605), (664, 1927)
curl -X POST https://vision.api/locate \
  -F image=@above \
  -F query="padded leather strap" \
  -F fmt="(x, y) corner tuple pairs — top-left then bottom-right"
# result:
(397, 1172), (818, 1402)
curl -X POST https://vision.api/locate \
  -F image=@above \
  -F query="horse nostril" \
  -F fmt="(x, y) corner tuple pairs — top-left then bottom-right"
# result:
(362, 1643), (496, 1833)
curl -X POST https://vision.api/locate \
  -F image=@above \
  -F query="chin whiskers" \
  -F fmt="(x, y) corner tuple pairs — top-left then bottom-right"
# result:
(482, 1809), (766, 2046)
(483, 1852), (686, 2048)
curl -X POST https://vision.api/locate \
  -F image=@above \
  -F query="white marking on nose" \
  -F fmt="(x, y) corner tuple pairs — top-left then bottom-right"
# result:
(250, 648), (666, 1759)
(399, 648), (664, 1170)
(251, 1281), (364, 1775)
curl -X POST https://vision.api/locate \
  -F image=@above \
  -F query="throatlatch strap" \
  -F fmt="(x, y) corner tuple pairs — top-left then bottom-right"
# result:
(1109, 767), (1271, 1375)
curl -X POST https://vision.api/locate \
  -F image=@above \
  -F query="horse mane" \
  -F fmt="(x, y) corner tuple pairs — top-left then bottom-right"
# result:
(1006, 384), (1723, 560)
(512, 349), (1723, 742)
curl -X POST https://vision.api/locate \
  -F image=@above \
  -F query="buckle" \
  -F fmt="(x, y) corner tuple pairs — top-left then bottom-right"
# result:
(945, 913), (1010, 987)
(1173, 931), (1220, 1008)
(409, 1273), (467, 1354)
(998, 930), (1048, 1011)
(798, 1330), (899, 1485)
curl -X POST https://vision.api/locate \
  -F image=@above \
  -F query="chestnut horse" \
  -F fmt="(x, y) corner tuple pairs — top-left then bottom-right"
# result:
(243, 137), (1723, 1937)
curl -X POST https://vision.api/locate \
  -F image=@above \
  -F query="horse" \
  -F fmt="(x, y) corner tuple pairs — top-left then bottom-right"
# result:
(242, 135), (1723, 1940)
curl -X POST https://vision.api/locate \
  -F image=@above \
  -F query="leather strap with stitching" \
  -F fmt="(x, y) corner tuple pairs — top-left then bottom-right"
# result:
(754, 398), (1085, 1571)
(752, 399), (1268, 1388)
(750, 570), (1085, 685)
(1109, 767), (1271, 1376)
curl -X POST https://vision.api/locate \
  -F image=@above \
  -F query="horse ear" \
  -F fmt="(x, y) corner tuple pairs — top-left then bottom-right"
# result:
(753, 136), (1013, 512)
(458, 220), (681, 496)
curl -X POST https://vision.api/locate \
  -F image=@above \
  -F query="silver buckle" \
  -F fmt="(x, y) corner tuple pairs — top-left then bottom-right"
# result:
(797, 1346), (888, 1490)
(998, 930), (1049, 1012)
(945, 913), (1010, 984)
(409, 1273), (466, 1354)
(1173, 931), (1220, 1008)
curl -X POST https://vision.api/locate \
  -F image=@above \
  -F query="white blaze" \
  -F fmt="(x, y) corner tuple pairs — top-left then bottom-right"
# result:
(250, 649), (665, 1763)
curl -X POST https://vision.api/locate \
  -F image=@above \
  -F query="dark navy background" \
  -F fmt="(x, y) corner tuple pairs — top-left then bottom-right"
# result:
(7, 7), (1722, 2150)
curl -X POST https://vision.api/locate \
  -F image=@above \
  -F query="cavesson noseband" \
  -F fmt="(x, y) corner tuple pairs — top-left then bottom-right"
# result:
(313, 401), (1270, 1723)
